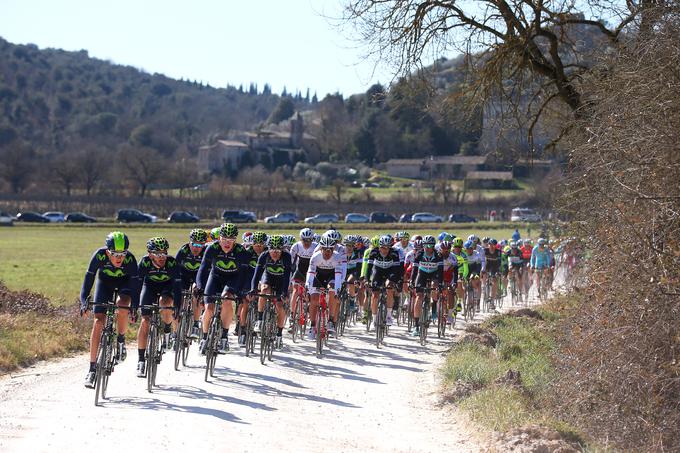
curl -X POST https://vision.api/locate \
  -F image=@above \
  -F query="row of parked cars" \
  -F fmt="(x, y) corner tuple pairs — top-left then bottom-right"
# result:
(0, 208), (480, 225)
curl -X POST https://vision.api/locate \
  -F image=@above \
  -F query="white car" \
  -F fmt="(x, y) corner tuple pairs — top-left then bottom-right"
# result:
(411, 212), (444, 223)
(43, 211), (66, 222)
(0, 211), (13, 226)
(511, 207), (541, 222)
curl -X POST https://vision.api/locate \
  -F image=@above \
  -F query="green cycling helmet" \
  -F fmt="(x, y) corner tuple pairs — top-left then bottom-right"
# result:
(105, 231), (129, 252)
(219, 223), (238, 239)
(268, 235), (284, 249)
(209, 227), (220, 241)
(452, 237), (464, 248)
(370, 235), (380, 248)
(147, 236), (169, 252)
(252, 231), (268, 244)
(189, 228), (208, 243)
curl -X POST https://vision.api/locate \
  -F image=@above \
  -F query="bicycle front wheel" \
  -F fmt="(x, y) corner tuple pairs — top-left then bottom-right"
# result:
(316, 309), (324, 357)
(147, 326), (157, 392)
(260, 308), (269, 365)
(94, 331), (108, 406)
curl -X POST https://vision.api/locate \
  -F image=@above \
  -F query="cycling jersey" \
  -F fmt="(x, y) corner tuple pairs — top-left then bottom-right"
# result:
(80, 247), (139, 313)
(440, 251), (459, 285)
(197, 242), (250, 298)
(306, 250), (344, 294)
(452, 251), (469, 281)
(466, 249), (485, 275)
(314, 243), (347, 280)
(530, 246), (552, 270)
(521, 245), (533, 261)
(484, 248), (502, 275)
(393, 241), (413, 257)
(250, 251), (292, 297)
(508, 249), (524, 268)
(290, 240), (317, 281)
(410, 250), (444, 290)
(137, 255), (182, 313)
(175, 243), (205, 288)
(364, 248), (403, 288)
(345, 248), (363, 279)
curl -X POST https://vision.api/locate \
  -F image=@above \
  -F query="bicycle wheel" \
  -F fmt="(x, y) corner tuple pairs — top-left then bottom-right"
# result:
(94, 331), (108, 406)
(147, 325), (157, 392)
(174, 313), (186, 371)
(260, 306), (269, 365)
(465, 286), (475, 322)
(316, 308), (324, 357)
(290, 295), (300, 343)
(437, 297), (446, 339)
(245, 304), (254, 357)
(376, 300), (385, 348)
(209, 322), (221, 378)
(267, 311), (275, 361)
(420, 299), (429, 346)
(181, 317), (191, 367)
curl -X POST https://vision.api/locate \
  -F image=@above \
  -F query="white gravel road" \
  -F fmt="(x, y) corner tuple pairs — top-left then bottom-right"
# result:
(0, 317), (480, 453)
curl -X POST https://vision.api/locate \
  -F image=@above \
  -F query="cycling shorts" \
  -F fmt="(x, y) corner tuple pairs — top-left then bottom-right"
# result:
(93, 277), (134, 314)
(370, 272), (398, 290)
(203, 272), (240, 304)
(309, 269), (335, 295)
(414, 272), (440, 293)
(140, 281), (174, 317)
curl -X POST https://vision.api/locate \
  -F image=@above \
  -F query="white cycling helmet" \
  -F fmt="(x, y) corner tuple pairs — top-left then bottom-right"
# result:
(300, 228), (314, 240)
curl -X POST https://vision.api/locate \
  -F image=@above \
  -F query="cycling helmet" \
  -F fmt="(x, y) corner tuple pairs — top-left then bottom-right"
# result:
(378, 235), (392, 247)
(342, 235), (356, 246)
(242, 231), (253, 244)
(464, 240), (474, 249)
(482, 236), (490, 244)
(394, 231), (403, 240)
(401, 231), (411, 240)
(252, 231), (268, 245)
(467, 234), (477, 242)
(324, 230), (341, 243)
(370, 235), (380, 248)
(105, 231), (129, 252)
(313, 233), (321, 243)
(438, 232), (449, 242)
(219, 223), (238, 239)
(412, 235), (422, 241)
(538, 238), (547, 246)
(413, 239), (423, 250)
(362, 237), (371, 248)
(210, 227), (220, 241)
(500, 239), (507, 247)
(440, 240), (452, 249)
(319, 235), (335, 248)
(189, 229), (208, 243)
(452, 237), (464, 248)
(284, 235), (296, 247)
(268, 235), (284, 249)
(510, 241), (518, 248)
(147, 236), (169, 252)
(423, 235), (436, 247)
(300, 228), (314, 241)
(489, 238), (498, 246)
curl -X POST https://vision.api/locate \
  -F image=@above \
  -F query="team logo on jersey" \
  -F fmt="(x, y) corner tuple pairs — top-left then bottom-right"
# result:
(216, 260), (237, 271)
(102, 268), (125, 278)
(97, 253), (107, 261)
(184, 262), (201, 271)
(249, 259), (257, 268)
(267, 265), (285, 274)
(150, 274), (171, 282)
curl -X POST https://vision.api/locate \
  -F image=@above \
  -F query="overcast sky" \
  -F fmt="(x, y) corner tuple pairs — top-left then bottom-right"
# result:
(0, 0), (401, 97)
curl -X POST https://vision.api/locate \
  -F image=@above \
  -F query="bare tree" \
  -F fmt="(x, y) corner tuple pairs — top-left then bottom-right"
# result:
(78, 147), (108, 196)
(119, 145), (163, 197)
(52, 154), (79, 196)
(0, 141), (34, 193)
(343, 1), (656, 148)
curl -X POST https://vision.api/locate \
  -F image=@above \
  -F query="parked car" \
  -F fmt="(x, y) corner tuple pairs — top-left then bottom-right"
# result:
(264, 212), (298, 223)
(510, 207), (541, 222)
(65, 212), (97, 223)
(222, 210), (257, 223)
(116, 209), (156, 223)
(168, 211), (200, 223)
(448, 213), (478, 223)
(399, 213), (413, 223)
(369, 212), (397, 223)
(16, 211), (50, 223)
(0, 211), (14, 226)
(304, 213), (339, 224)
(344, 213), (370, 223)
(43, 211), (66, 222)
(411, 212), (444, 223)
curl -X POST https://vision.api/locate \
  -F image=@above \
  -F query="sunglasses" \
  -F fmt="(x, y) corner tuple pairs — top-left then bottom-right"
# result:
(321, 247), (334, 252)
(220, 237), (236, 242)
(110, 251), (127, 259)
(150, 251), (167, 258)
(190, 242), (204, 248)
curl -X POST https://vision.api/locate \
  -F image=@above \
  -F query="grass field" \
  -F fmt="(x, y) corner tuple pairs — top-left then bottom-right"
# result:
(0, 223), (534, 305)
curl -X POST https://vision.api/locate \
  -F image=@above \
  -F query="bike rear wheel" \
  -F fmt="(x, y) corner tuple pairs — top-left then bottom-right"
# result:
(260, 306), (270, 365)
(147, 325), (157, 392)
(376, 299), (386, 348)
(316, 309), (324, 357)
(437, 297), (446, 339)
(94, 331), (108, 406)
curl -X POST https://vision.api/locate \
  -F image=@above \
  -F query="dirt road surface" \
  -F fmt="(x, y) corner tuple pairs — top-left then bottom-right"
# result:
(0, 317), (480, 453)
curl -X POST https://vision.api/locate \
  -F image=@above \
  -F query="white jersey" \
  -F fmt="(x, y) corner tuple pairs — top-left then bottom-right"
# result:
(313, 243), (347, 280)
(305, 250), (344, 290)
(475, 244), (487, 268)
(393, 241), (413, 256)
(290, 241), (317, 266)
(441, 252), (458, 271)
(467, 248), (486, 272)
(405, 249), (419, 266)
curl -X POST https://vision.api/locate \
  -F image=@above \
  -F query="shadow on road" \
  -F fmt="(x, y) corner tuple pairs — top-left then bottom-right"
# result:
(105, 395), (248, 424)
(154, 384), (277, 412)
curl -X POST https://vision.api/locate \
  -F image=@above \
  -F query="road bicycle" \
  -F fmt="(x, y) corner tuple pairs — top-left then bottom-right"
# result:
(256, 293), (281, 365)
(88, 292), (129, 406)
(315, 287), (331, 357)
(463, 277), (477, 322)
(243, 295), (258, 356)
(204, 294), (238, 382)
(373, 285), (389, 348)
(143, 296), (174, 393)
(174, 287), (198, 370)
(289, 282), (308, 343)
(419, 285), (437, 346)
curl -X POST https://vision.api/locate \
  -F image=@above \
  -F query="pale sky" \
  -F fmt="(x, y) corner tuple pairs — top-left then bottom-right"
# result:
(0, 0), (399, 97)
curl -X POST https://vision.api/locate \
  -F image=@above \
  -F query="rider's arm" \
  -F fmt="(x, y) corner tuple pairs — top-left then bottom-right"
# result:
(392, 253), (404, 282)
(170, 259), (182, 309)
(530, 247), (537, 268)
(133, 257), (149, 310)
(410, 253), (420, 286)
(305, 253), (317, 289)
(333, 254), (343, 291)
(79, 249), (103, 306)
(281, 253), (292, 296)
(250, 252), (267, 293)
(435, 257), (444, 284)
(360, 248), (371, 279)
(196, 244), (216, 291)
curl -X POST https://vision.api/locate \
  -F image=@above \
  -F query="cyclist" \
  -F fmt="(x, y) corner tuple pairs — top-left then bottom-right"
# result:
(464, 240), (484, 312)
(530, 238), (553, 292)
(196, 223), (249, 354)
(483, 238), (502, 310)
(289, 228), (317, 332)
(134, 237), (182, 378)
(80, 232), (138, 388)
(175, 229), (208, 339)
(409, 235), (443, 337)
(237, 231), (267, 340)
(250, 235), (292, 349)
(364, 235), (403, 328)
(208, 227), (221, 244)
(343, 235), (363, 312)
(521, 239), (534, 294)
(506, 241), (526, 301)
(439, 239), (459, 323)
(305, 235), (344, 339)
(451, 237), (469, 304)
(316, 229), (347, 326)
